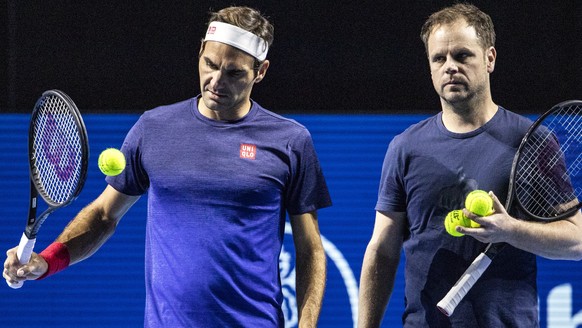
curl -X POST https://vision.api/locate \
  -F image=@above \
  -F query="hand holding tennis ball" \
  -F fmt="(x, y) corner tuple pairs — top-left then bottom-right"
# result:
(464, 190), (494, 227)
(98, 148), (126, 176)
(444, 210), (471, 237)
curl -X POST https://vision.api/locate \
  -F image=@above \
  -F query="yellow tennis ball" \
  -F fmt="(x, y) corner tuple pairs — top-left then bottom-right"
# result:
(465, 190), (494, 216)
(98, 148), (126, 176)
(444, 210), (471, 237)
(465, 190), (494, 227)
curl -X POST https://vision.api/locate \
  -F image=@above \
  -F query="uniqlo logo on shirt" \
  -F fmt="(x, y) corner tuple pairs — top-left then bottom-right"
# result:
(240, 144), (256, 160)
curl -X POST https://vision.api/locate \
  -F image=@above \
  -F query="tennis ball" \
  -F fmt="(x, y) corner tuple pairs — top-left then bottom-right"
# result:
(465, 190), (494, 227)
(465, 190), (494, 216)
(444, 210), (471, 237)
(98, 148), (126, 176)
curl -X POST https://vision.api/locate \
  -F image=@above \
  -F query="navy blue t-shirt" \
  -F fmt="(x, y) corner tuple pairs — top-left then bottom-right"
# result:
(107, 96), (332, 327)
(376, 108), (540, 327)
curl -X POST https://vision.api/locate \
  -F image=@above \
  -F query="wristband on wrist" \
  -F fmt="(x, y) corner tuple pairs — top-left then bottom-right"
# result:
(37, 242), (70, 280)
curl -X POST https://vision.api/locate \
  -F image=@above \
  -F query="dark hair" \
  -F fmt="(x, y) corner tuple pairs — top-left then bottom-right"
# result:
(420, 3), (495, 53)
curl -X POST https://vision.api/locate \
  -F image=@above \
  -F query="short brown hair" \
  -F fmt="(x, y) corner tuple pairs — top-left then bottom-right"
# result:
(420, 3), (495, 53)
(208, 6), (274, 47)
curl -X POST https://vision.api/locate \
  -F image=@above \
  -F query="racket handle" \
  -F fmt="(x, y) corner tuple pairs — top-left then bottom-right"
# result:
(436, 252), (492, 316)
(6, 233), (37, 289)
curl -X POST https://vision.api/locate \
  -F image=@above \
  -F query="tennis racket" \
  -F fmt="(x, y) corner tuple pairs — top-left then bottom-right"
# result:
(7, 90), (89, 289)
(437, 100), (582, 316)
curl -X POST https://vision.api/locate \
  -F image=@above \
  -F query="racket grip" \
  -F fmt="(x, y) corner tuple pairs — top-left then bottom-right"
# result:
(436, 252), (492, 316)
(6, 233), (37, 289)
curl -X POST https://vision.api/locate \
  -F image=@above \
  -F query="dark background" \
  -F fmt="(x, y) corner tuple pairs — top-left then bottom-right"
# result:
(2, 1), (581, 114)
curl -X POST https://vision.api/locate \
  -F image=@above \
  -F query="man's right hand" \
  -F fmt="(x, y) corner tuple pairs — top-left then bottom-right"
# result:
(3, 247), (48, 287)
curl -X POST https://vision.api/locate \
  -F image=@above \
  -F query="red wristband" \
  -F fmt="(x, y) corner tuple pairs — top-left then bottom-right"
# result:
(37, 242), (70, 280)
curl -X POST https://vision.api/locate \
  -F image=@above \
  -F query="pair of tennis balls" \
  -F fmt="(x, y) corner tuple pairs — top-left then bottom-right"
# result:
(444, 190), (494, 237)
(98, 148), (126, 176)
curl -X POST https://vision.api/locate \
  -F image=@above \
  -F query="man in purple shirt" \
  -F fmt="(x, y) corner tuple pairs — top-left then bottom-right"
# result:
(4, 6), (331, 327)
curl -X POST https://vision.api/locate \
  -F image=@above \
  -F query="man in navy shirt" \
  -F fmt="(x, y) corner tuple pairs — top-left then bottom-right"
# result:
(358, 3), (582, 327)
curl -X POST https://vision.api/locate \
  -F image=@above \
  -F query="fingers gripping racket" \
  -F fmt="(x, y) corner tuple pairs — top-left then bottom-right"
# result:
(8, 90), (89, 289)
(437, 100), (582, 316)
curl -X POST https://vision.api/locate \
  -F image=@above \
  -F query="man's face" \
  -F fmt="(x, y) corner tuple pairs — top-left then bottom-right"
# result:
(427, 20), (495, 106)
(198, 41), (268, 120)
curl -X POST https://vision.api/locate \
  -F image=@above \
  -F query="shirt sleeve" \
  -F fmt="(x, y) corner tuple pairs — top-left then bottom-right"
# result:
(106, 115), (150, 196)
(285, 128), (332, 215)
(375, 136), (407, 213)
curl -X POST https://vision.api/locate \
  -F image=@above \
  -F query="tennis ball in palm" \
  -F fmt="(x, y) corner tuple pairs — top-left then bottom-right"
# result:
(444, 210), (471, 237)
(98, 148), (126, 176)
(465, 190), (494, 227)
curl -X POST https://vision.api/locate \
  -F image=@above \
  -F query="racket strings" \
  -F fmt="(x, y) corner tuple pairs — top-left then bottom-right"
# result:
(515, 104), (582, 218)
(31, 95), (84, 205)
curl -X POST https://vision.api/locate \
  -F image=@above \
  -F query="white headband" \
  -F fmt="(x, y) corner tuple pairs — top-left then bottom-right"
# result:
(204, 21), (269, 61)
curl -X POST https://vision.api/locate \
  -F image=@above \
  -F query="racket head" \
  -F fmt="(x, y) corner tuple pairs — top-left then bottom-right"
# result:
(508, 100), (582, 221)
(28, 90), (89, 209)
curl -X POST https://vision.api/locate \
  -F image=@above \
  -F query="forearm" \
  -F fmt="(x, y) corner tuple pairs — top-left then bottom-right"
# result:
(507, 212), (582, 260)
(358, 245), (399, 328)
(295, 245), (326, 328)
(55, 202), (118, 265)
(463, 192), (582, 260)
